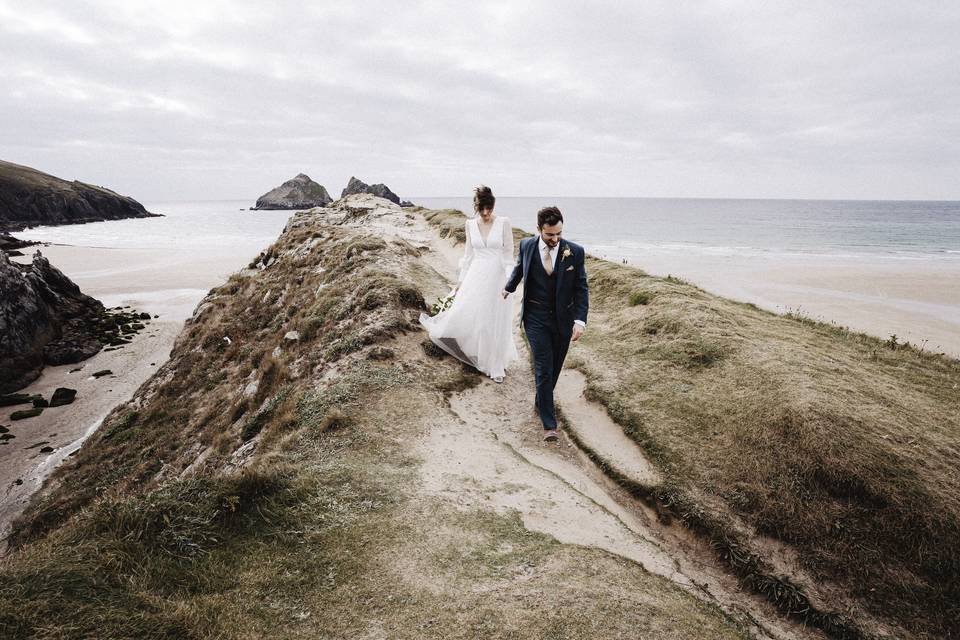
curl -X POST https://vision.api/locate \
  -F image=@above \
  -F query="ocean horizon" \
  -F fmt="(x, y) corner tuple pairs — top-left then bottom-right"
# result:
(14, 195), (960, 356)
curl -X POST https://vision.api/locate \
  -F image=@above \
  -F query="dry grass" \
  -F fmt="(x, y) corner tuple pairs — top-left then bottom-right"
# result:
(565, 257), (960, 638)
(0, 203), (760, 639)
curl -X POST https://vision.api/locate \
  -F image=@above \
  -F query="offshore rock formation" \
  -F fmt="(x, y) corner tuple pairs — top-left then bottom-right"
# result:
(340, 176), (401, 205)
(252, 173), (333, 210)
(0, 159), (159, 232)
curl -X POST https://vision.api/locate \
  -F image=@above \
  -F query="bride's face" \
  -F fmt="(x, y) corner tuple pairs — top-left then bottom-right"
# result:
(479, 207), (494, 221)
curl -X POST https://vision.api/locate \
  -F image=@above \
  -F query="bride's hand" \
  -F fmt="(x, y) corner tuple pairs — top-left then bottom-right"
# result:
(501, 290), (509, 299)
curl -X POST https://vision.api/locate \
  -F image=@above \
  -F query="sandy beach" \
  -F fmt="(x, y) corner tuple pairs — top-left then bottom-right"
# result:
(607, 251), (960, 358)
(1, 243), (266, 549)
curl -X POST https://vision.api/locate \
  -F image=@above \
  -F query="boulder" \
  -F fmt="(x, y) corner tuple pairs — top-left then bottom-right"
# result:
(49, 387), (77, 407)
(11, 407), (42, 420)
(340, 176), (401, 205)
(252, 174), (332, 210)
(0, 159), (160, 231)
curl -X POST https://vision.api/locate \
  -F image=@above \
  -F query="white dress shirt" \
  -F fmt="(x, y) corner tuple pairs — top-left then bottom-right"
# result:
(536, 236), (586, 329)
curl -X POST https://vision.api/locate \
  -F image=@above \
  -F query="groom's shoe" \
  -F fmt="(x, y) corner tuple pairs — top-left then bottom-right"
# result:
(543, 429), (559, 442)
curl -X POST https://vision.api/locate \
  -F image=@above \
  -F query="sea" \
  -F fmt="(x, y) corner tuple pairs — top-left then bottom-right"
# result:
(14, 196), (960, 355)
(415, 197), (960, 262)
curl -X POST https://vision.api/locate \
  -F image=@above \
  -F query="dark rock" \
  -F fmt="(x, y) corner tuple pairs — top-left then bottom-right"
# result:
(92, 369), (113, 378)
(139, 312), (151, 320)
(1, 232), (39, 253)
(0, 433), (14, 441)
(153, 315), (159, 318)
(1, 249), (111, 392)
(32, 397), (48, 408)
(252, 174), (332, 210)
(49, 387), (77, 407)
(26, 441), (49, 449)
(340, 176), (401, 204)
(0, 159), (160, 232)
(0, 393), (34, 407)
(11, 407), (43, 420)
(0, 425), (8, 433)
(400, 200), (415, 207)
(40, 446), (54, 453)
(130, 323), (145, 331)
(14, 478), (22, 485)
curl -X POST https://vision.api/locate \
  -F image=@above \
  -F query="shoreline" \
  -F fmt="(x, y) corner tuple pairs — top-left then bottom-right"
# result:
(1, 241), (266, 550)
(0, 319), (182, 552)
(594, 249), (960, 358)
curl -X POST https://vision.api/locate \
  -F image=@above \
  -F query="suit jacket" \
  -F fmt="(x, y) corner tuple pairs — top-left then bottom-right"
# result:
(504, 236), (589, 337)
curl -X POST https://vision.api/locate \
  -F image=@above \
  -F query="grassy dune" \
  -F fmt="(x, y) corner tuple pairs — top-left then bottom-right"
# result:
(424, 208), (960, 639)
(569, 259), (960, 638)
(1, 201), (752, 639)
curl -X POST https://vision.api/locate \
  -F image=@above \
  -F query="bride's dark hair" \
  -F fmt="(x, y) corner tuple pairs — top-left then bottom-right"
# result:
(473, 185), (495, 214)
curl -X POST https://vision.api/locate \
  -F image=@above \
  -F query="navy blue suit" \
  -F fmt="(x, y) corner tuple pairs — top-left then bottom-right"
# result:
(504, 237), (589, 429)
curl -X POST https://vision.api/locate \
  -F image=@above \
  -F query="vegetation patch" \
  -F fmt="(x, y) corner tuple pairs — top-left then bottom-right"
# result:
(568, 256), (960, 638)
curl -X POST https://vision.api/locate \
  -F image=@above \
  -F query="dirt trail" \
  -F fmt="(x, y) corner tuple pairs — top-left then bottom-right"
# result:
(414, 219), (821, 640)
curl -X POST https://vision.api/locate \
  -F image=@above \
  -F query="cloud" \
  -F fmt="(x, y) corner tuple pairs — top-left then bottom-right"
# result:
(0, 0), (958, 200)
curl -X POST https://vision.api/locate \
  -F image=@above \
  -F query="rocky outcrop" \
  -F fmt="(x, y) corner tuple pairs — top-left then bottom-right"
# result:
(252, 173), (332, 210)
(0, 250), (105, 392)
(0, 232), (38, 254)
(0, 159), (160, 232)
(0, 251), (151, 393)
(340, 176), (401, 205)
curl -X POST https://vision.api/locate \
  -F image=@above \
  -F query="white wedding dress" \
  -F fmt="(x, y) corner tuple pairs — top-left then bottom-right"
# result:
(420, 215), (519, 379)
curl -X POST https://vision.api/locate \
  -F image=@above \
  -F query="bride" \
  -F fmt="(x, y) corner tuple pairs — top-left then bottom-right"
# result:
(420, 185), (519, 382)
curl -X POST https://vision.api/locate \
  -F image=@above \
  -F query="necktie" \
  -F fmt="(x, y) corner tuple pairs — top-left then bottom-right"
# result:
(542, 244), (553, 275)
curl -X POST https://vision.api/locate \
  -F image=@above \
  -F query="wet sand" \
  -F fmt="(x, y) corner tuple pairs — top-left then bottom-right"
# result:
(1, 244), (258, 551)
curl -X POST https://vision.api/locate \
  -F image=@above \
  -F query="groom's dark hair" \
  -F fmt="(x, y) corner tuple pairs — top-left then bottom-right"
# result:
(537, 206), (563, 229)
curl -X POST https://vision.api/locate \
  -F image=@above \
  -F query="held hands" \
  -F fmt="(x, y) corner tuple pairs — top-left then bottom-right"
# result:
(571, 324), (585, 342)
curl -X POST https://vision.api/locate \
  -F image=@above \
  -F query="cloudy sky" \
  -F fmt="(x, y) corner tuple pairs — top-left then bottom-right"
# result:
(1, 1), (959, 201)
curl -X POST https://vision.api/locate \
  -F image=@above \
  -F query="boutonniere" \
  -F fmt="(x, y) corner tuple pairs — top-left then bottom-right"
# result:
(561, 247), (572, 261)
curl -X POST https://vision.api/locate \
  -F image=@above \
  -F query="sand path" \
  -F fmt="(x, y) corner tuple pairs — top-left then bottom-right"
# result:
(414, 218), (820, 640)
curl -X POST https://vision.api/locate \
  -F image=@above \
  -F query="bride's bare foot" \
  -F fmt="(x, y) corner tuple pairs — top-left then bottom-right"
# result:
(492, 376), (504, 383)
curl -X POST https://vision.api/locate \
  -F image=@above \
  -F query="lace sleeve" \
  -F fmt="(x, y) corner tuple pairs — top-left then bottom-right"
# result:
(500, 217), (514, 276)
(457, 219), (474, 285)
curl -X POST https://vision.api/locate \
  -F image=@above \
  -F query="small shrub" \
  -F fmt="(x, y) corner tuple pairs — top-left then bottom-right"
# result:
(629, 291), (652, 306)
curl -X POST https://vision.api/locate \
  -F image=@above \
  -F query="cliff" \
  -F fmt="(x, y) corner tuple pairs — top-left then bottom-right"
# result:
(0, 159), (160, 231)
(252, 173), (333, 210)
(2, 197), (958, 639)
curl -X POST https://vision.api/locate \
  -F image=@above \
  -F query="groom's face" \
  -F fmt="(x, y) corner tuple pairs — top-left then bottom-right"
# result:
(539, 222), (562, 248)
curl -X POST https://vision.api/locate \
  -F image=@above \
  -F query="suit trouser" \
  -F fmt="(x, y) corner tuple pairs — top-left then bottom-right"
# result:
(524, 308), (570, 430)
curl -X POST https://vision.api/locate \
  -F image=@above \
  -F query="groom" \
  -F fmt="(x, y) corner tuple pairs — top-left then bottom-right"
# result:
(503, 206), (589, 441)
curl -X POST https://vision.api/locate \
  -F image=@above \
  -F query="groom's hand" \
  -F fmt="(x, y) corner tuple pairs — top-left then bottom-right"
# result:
(571, 324), (584, 342)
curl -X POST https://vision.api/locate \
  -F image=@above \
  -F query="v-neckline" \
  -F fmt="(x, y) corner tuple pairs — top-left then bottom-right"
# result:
(476, 216), (497, 246)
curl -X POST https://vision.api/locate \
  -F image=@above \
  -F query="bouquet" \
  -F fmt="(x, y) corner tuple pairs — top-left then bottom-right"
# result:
(431, 291), (456, 315)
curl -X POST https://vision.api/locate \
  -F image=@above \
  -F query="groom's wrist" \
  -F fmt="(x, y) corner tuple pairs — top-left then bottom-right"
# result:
(574, 320), (586, 328)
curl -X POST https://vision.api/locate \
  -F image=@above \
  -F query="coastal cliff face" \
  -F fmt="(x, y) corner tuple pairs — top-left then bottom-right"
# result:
(252, 173), (333, 210)
(0, 159), (160, 231)
(341, 175), (401, 204)
(0, 250), (106, 393)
